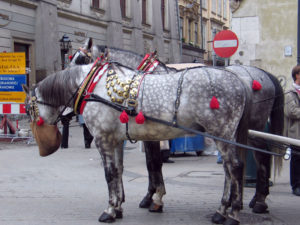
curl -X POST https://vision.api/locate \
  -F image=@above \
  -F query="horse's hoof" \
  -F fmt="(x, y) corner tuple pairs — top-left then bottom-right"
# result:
(148, 202), (163, 213)
(252, 201), (268, 214)
(139, 196), (153, 208)
(115, 209), (123, 219)
(223, 217), (240, 225)
(98, 212), (115, 223)
(211, 211), (226, 224)
(249, 196), (257, 208)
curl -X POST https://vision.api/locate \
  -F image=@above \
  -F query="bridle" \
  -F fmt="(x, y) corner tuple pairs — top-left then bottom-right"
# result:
(26, 85), (76, 125)
(71, 47), (93, 65)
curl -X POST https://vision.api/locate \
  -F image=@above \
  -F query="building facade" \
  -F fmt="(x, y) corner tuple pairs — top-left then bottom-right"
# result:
(230, 0), (297, 88)
(0, 0), (181, 87)
(178, 0), (230, 64)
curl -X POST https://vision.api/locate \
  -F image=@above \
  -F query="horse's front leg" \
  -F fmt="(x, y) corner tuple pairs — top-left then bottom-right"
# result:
(95, 137), (124, 223)
(139, 141), (166, 213)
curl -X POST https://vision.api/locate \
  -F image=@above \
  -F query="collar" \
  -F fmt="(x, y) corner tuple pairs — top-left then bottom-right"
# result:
(73, 57), (109, 114)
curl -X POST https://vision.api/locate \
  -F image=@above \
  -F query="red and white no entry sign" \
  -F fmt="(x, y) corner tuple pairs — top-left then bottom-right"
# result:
(213, 30), (239, 58)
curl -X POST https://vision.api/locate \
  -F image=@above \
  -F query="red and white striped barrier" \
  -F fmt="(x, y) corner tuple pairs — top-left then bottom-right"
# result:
(0, 103), (26, 114)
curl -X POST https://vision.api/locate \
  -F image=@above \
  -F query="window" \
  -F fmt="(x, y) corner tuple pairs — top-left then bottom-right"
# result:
(142, 0), (147, 24)
(218, 0), (222, 15)
(202, 21), (206, 50)
(223, 0), (227, 18)
(180, 17), (183, 41)
(188, 20), (192, 42)
(212, 0), (216, 13)
(92, 0), (99, 8)
(161, 0), (165, 29)
(120, 0), (126, 18)
(14, 42), (30, 85)
(202, 0), (207, 9)
(195, 22), (198, 44)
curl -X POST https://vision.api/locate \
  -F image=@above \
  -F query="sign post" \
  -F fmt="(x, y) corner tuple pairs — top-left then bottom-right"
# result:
(212, 30), (239, 62)
(0, 52), (27, 136)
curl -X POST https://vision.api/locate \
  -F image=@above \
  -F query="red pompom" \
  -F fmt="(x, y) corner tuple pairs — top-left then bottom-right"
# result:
(252, 80), (262, 91)
(135, 111), (145, 124)
(68, 55), (73, 60)
(36, 117), (44, 126)
(120, 110), (129, 123)
(210, 96), (219, 109)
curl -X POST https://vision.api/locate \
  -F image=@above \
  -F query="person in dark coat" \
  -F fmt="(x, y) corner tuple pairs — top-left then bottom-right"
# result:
(284, 65), (300, 196)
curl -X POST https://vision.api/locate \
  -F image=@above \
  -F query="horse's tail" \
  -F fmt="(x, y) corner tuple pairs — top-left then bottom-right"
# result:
(265, 71), (285, 176)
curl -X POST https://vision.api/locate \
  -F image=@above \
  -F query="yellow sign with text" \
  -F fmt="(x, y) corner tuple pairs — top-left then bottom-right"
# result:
(0, 52), (26, 74)
(0, 91), (26, 103)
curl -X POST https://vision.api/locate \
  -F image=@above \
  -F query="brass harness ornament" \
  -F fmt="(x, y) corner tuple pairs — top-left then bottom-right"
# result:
(105, 68), (143, 108)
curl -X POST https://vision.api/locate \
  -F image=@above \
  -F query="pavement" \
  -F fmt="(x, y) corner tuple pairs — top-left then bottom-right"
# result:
(0, 119), (299, 225)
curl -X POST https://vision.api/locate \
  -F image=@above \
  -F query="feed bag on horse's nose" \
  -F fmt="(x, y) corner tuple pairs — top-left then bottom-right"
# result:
(30, 121), (62, 157)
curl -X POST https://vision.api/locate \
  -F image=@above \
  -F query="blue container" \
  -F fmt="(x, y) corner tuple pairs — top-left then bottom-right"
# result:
(171, 135), (204, 153)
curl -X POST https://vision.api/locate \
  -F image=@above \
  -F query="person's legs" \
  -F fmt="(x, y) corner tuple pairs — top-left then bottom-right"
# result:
(83, 124), (94, 148)
(217, 151), (223, 164)
(290, 146), (300, 195)
(61, 117), (70, 148)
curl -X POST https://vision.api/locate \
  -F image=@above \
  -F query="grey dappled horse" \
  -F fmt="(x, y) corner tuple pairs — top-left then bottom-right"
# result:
(23, 60), (252, 225)
(72, 38), (284, 221)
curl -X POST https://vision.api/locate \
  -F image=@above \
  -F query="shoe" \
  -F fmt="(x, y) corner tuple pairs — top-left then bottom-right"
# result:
(85, 143), (91, 149)
(292, 187), (300, 196)
(163, 159), (174, 163)
(217, 159), (223, 164)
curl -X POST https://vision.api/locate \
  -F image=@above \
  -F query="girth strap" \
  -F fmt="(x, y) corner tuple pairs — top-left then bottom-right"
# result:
(172, 69), (188, 125)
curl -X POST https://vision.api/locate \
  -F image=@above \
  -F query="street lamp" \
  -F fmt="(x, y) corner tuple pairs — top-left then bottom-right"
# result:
(59, 34), (72, 69)
(59, 34), (72, 52)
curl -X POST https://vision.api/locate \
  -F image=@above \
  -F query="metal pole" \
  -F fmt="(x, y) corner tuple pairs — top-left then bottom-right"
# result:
(298, 0), (300, 65)
(200, 0), (203, 50)
(176, 0), (182, 60)
(249, 129), (300, 147)
(212, 28), (216, 66)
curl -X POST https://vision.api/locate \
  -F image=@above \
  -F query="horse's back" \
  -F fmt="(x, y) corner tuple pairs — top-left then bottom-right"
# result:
(227, 65), (276, 131)
(140, 67), (249, 139)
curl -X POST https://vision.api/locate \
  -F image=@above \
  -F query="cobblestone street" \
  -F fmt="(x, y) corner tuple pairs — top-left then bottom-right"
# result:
(0, 122), (298, 225)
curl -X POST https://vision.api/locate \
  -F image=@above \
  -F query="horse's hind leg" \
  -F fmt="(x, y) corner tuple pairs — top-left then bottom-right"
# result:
(212, 143), (244, 225)
(139, 141), (166, 212)
(212, 153), (232, 224)
(249, 150), (270, 214)
(95, 138), (125, 223)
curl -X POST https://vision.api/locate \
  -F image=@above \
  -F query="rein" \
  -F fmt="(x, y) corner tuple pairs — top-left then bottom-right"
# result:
(28, 86), (76, 125)
(86, 94), (287, 158)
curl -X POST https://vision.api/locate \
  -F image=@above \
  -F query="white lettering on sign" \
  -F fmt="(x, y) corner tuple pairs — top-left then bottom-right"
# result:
(214, 40), (238, 48)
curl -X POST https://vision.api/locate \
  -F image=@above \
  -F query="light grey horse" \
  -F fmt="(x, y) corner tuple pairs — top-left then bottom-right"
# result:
(23, 60), (252, 225)
(72, 39), (284, 222)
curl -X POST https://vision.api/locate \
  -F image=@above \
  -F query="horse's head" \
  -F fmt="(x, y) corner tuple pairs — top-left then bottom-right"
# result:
(69, 38), (93, 66)
(70, 38), (108, 67)
(22, 84), (64, 125)
(22, 84), (62, 156)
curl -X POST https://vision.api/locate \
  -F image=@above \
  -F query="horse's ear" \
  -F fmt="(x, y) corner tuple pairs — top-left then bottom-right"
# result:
(83, 38), (93, 50)
(88, 38), (93, 50)
(22, 84), (29, 94)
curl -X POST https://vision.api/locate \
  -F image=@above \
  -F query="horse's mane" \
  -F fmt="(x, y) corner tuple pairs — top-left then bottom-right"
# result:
(94, 45), (178, 73)
(96, 45), (143, 58)
(37, 66), (83, 106)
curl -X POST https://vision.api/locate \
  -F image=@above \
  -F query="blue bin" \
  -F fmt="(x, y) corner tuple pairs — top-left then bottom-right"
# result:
(171, 135), (204, 153)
